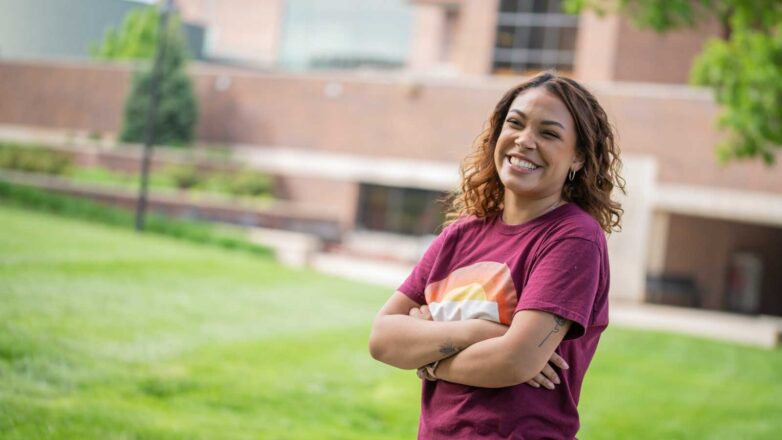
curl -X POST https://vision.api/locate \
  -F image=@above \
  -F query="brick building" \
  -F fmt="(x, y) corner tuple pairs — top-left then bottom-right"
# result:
(0, 0), (780, 318)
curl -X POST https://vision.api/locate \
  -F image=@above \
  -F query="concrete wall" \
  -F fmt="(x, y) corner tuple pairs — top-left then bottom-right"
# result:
(607, 156), (657, 303)
(274, 176), (360, 228)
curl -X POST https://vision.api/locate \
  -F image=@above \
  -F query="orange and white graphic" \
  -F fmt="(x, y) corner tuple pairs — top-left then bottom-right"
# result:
(424, 261), (518, 325)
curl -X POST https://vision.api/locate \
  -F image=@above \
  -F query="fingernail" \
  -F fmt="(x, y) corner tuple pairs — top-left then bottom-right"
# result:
(553, 377), (560, 385)
(546, 382), (554, 390)
(563, 362), (570, 370)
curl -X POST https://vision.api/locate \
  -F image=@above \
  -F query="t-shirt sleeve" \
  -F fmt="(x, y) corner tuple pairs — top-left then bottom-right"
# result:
(396, 225), (453, 305)
(515, 237), (602, 340)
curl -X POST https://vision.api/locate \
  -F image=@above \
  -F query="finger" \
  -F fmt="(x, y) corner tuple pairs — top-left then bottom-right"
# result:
(549, 352), (570, 370)
(533, 373), (555, 390)
(420, 305), (433, 320)
(540, 364), (560, 385)
(526, 379), (541, 388)
(408, 308), (422, 319)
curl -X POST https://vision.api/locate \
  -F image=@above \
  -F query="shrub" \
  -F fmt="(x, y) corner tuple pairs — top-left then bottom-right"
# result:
(167, 165), (203, 190)
(223, 170), (272, 197)
(0, 144), (72, 175)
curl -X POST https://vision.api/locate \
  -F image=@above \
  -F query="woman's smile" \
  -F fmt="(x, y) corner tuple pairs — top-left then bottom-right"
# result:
(506, 154), (543, 174)
(493, 87), (580, 201)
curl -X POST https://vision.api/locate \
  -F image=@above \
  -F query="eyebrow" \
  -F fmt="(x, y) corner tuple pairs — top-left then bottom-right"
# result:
(508, 109), (565, 130)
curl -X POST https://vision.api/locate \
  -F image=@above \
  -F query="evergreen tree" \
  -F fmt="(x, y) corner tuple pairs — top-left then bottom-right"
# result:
(92, 6), (197, 146)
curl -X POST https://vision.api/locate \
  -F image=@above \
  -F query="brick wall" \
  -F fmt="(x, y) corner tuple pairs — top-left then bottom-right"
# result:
(1, 59), (780, 195)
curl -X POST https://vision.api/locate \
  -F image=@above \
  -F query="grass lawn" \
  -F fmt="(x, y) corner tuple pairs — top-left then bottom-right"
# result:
(1, 204), (780, 439)
(65, 167), (274, 204)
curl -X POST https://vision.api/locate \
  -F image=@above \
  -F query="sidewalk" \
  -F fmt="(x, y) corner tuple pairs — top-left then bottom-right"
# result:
(311, 252), (782, 349)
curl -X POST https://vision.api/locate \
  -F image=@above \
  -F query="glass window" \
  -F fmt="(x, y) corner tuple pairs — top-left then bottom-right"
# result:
(279, 0), (413, 71)
(529, 26), (546, 49)
(356, 184), (447, 236)
(558, 26), (578, 51)
(496, 25), (516, 49)
(532, 0), (549, 13)
(500, 0), (519, 13)
(492, 0), (578, 74)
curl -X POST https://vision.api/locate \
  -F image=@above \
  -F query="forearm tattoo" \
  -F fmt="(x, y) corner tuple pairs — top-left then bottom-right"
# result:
(537, 315), (567, 348)
(439, 341), (462, 356)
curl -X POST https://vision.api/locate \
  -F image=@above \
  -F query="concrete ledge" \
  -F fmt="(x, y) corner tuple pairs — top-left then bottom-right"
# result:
(248, 227), (322, 268)
(341, 230), (435, 262)
(0, 170), (343, 241)
(309, 252), (414, 289)
(611, 302), (781, 348)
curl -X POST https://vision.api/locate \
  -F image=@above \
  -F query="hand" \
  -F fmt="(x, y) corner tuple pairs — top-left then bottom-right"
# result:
(525, 352), (569, 390)
(408, 304), (433, 321)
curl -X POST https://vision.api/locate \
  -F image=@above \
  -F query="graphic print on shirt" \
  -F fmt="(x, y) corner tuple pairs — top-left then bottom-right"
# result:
(424, 261), (518, 325)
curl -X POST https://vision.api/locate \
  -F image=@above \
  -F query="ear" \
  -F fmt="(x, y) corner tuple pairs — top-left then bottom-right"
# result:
(571, 151), (585, 173)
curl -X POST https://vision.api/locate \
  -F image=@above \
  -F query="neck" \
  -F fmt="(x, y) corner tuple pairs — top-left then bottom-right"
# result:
(501, 192), (564, 225)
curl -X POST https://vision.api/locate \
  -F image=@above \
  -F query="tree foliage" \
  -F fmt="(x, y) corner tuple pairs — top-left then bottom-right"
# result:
(565, 0), (782, 165)
(91, 6), (197, 146)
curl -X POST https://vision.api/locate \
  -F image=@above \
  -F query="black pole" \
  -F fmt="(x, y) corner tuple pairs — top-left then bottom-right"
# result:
(135, 0), (174, 232)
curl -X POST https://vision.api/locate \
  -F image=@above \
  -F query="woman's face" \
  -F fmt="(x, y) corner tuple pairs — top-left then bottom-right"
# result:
(493, 87), (582, 202)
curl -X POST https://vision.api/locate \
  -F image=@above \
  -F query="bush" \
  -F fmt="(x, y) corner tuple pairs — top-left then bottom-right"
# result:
(223, 170), (272, 197)
(167, 165), (203, 190)
(0, 144), (72, 175)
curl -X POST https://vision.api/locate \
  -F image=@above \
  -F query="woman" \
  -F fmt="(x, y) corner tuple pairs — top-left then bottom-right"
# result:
(369, 71), (625, 439)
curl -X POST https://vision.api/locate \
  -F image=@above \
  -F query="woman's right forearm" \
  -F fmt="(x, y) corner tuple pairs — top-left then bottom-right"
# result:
(369, 316), (507, 370)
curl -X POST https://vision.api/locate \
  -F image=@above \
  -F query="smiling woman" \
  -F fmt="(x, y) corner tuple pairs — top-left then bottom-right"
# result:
(369, 71), (626, 439)
(494, 87), (582, 221)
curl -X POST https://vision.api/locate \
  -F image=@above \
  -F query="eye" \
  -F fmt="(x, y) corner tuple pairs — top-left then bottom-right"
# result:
(542, 131), (560, 139)
(506, 118), (522, 127)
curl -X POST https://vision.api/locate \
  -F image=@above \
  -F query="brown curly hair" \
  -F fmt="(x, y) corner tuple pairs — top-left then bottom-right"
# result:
(442, 70), (625, 234)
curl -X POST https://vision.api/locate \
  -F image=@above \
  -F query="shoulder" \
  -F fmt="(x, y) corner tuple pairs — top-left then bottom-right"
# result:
(546, 203), (605, 246)
(439, 214), (491, 237)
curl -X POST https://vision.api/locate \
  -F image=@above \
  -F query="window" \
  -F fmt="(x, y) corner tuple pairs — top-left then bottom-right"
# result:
(493, 0), (579, 74)
(356, 184), (447, 236)
(279, 0), (413, 71)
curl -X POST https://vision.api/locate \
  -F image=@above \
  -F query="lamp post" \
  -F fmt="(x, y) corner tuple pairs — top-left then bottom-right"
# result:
(135, 0), (176, 232)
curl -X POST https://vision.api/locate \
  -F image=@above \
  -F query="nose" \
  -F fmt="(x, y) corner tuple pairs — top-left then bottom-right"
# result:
(514, 128), (536, 149)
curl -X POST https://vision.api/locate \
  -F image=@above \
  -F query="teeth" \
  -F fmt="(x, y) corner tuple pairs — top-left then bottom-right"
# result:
(509, 156), (538, 170)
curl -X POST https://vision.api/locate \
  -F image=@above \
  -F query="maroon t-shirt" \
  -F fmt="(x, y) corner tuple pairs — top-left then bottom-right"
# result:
(398, 203), (610, 440)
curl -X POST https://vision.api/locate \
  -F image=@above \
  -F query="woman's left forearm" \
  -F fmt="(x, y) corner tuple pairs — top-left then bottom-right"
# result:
(434, 336), (526, 388)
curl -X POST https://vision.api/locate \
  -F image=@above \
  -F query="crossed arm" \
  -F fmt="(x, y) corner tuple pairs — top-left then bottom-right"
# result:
(369, 291), (571, 389)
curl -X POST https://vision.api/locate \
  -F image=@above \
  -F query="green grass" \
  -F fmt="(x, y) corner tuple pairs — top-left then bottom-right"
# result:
(1, 204), (781, 439)
(0, 181), (273, 259)
(67, 166), (176, 191)
(66, 167), (273, 202)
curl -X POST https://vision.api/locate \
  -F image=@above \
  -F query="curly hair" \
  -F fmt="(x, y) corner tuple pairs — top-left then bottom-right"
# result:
(441, 71), (625, 234)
